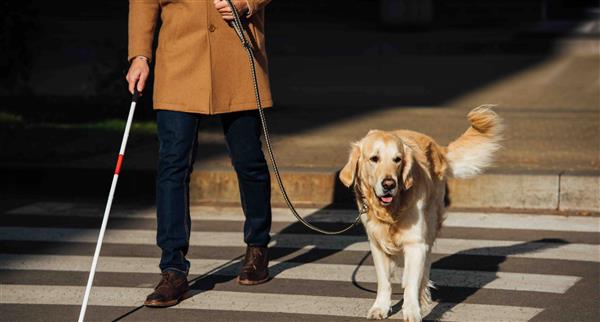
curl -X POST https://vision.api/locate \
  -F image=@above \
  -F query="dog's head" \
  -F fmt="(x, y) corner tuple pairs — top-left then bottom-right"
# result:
(339, 130), (415, 207)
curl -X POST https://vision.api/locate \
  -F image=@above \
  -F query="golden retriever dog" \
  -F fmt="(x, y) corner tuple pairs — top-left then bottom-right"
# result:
(339, 106), (503, 321)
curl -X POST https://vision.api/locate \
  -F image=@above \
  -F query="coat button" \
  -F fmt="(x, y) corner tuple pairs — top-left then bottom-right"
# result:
(208, 24), (216, 32)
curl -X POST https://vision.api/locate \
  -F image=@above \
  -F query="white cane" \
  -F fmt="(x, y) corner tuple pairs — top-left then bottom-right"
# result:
(78, 87), (140, 322)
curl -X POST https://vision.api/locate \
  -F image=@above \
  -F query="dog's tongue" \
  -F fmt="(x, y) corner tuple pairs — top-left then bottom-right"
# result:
(381, 196), (393, 203)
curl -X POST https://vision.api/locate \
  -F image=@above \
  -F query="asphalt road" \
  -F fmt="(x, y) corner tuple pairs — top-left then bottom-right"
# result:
(0, 199), (598, 321)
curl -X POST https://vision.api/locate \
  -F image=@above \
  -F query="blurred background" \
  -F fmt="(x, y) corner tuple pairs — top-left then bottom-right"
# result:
(0, 0), (598, 205)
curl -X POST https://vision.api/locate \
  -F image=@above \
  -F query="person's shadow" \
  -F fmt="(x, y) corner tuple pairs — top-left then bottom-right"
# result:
(111, 204), (364, 321)
(351, 238), (568, 320)
(182, 205), (366, 295)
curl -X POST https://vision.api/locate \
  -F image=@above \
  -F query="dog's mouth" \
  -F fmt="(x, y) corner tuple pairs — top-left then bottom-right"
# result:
(377, 194), (394, 206)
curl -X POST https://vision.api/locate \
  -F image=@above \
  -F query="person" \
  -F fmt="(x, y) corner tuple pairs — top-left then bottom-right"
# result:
(126, 0), (273, 307)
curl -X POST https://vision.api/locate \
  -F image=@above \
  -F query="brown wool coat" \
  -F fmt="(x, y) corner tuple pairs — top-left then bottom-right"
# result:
(128, 0), (273, 114)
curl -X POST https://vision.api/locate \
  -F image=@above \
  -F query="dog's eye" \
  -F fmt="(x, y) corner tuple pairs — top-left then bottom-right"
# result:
(393, 157), (402, 163)
(369, 156), (379, 163)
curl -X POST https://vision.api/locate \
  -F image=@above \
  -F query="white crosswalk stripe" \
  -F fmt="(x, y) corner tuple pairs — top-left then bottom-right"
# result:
(1, 202), (597, 321)
(1, 226), (597, 262)
(1, 285), (544, 321)
(0, 254), (580, 293)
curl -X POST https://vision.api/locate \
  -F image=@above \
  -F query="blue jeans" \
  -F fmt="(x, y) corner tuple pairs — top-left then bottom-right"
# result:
(156, 109), (272, 274)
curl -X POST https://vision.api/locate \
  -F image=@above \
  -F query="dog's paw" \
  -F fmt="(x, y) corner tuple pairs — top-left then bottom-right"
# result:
(402, 303), (422, 322)
(367, 305), (390, 320)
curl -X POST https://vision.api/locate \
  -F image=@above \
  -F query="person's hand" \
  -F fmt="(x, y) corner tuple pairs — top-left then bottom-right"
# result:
(125, 56), (150, 95)
(214, 0), (248, 21)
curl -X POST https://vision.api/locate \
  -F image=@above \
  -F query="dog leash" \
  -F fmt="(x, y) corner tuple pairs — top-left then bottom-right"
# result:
(223, 0), (364, 235)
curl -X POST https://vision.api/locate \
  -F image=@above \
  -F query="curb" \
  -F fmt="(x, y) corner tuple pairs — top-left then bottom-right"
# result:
(447, 171), (600, 212)
(3, 165), (598, 213)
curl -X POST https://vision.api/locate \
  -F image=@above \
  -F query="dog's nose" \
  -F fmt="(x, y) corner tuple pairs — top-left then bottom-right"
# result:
(381, 178), (396, 191)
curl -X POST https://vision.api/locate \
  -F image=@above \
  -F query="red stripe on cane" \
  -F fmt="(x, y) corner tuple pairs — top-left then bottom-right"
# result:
(114, 154), (124, 175)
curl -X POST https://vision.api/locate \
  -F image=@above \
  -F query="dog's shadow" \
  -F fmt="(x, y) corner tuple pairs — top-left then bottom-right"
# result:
(352, 238), (568, 320)
(425, 238), (567, 320)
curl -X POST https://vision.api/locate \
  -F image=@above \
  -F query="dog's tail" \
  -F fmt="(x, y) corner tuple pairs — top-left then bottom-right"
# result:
(446, 105), (504, 179)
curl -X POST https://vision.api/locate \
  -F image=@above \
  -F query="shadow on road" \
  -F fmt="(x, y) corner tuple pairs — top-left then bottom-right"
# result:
(425, 238), (567, 320)
(349, 238), (568, 320)
(113, 212), (569, 320)
(183, 206), (365, 295)
(0, 199), (574, 321)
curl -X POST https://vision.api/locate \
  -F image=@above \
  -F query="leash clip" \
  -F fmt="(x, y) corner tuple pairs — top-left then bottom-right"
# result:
(359, 200), (369, 215)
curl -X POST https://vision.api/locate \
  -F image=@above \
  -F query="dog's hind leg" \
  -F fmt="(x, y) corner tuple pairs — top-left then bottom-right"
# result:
(366, 242), (393, 320)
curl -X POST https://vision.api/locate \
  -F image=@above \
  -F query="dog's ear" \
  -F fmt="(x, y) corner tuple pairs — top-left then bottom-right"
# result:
(339, 143), (361, 187)
(401, 144), (415, 190)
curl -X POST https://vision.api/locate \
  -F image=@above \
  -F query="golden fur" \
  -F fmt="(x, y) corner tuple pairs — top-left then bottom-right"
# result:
(339, 106), (503, 321)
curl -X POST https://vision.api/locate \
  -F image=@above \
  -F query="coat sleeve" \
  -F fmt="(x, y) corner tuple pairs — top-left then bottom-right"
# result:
(246, 0), (271, 18)
(128, 0), (160, 62)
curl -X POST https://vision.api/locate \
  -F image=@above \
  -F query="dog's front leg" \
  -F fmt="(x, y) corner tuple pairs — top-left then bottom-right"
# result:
(401, 243), (428, 322)
(367, 241), (393, 320)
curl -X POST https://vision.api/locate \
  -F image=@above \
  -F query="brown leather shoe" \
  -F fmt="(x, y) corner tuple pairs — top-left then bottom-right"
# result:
(144, 270), (189, 307)
(237, 246), (269, 285)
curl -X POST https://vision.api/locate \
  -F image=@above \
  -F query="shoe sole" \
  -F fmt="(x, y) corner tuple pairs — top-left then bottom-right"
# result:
(144, 291), (189, 308)
(144, 299), (178, 308)
(237, 275), (270, 286)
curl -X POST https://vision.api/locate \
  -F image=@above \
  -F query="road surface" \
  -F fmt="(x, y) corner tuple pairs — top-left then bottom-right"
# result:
(1, 201), (598, 321)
